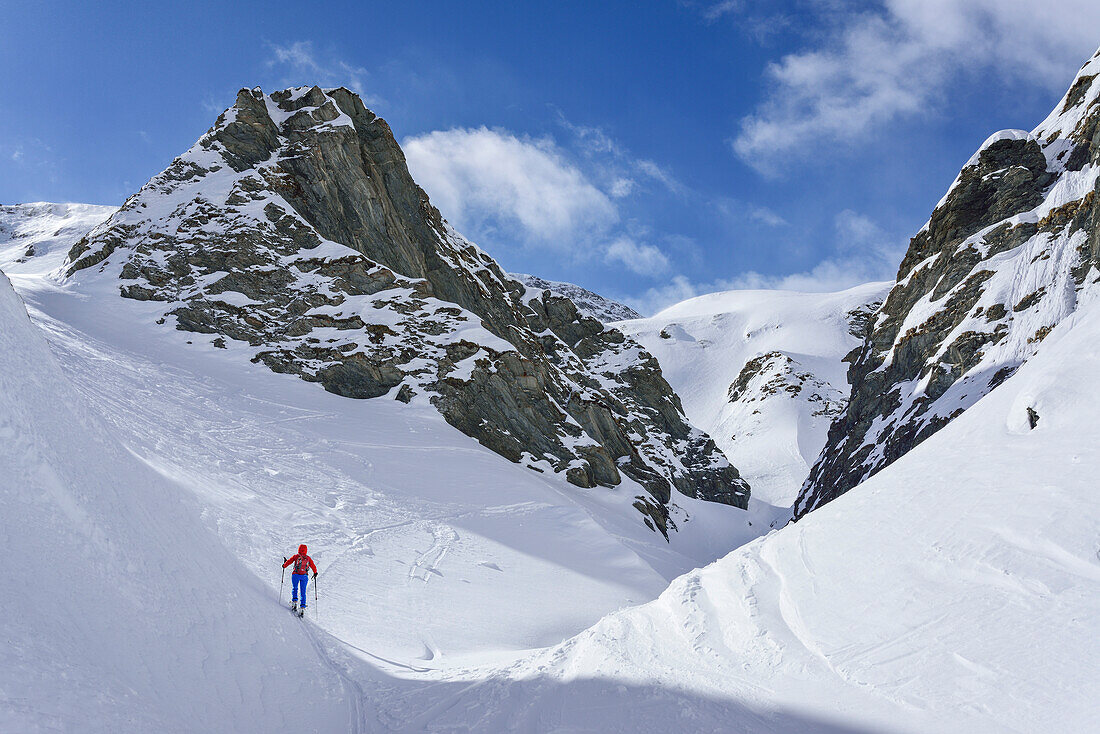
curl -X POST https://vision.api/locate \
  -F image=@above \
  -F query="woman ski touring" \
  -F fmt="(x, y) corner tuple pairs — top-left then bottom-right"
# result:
(282, 544), (318, 617)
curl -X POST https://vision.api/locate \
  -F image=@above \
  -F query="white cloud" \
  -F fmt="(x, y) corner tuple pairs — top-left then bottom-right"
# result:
(1, 138), (55, 177)
(604, 237), (671, 276)
(555, 113), (687, 196)
(403, 127), (619, 251)
(834, 209), (884, 249)
(609, 178), (635, 198)
(725, 258), (891, 293)
(628, 209), (903, 314)
(402, 127), (684, 279)
(712, 197), (789, 229)
(732, 209), (903, 290)
(735, 209), (902, 289)
(266, 41), (379, 104)
(201, 95), (227, 115)
(625, 275), (730, 316)
(733, 0), (1100, 173)
(630, 265), (869, 316)
(703, 1), (742, 21)
(635, 159), (687, 195)
(747, 205), (788, 227)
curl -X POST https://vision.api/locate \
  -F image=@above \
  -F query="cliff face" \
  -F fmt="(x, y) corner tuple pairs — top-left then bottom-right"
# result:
(66, 86), (747, 532)
(797, 48), (1100, 518)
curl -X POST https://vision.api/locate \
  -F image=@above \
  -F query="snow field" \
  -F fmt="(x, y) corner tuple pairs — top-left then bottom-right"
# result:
(5, 201), (1096, 731)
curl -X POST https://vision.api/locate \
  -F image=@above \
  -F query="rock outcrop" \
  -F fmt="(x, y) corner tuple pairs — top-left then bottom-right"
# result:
(513, 273), (642, 322)
(796, 47), (1100, 518)
(66, 86), (748, 532)
(726, 351), (847, 421)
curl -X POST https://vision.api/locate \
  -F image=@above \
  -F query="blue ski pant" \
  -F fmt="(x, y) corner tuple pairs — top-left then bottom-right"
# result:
(291, 573), (309, 607)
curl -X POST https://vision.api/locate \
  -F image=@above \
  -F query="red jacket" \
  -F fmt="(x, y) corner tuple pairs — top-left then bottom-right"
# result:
(283, 544), (317, 576)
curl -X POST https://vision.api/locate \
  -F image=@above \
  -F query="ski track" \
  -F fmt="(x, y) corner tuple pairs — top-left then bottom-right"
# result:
(408, 525), (458, 584)
(282, 599), (368, 734)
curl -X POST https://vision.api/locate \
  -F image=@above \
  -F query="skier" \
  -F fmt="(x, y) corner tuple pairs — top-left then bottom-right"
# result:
(282, 544), (318, 616)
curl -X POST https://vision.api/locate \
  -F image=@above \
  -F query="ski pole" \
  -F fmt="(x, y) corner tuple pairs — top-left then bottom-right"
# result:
(280, 560), (286, 604)
(314, 574), (319, 620)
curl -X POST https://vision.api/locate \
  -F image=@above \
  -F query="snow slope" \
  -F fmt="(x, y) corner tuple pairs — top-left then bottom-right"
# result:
(379, 277), (1100, 732)
(0, 272), (354, 733)
(2, 209), (765, 681)
(5, 207), (1095, 731)
(0, 202), (115, 275)
(617, 283), (890, 507)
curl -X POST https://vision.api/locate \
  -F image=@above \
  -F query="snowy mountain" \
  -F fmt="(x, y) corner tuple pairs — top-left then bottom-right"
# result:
(513, 273), (642, 322)
(5, 44), (1099, 734)
(617, 283), (889, 508)
(798, 47), (1100, 517)
(62, 85), (747, 531)
(0, 90), (773, 727)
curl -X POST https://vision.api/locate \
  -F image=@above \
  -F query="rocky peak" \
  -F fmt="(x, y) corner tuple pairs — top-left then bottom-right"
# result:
(65, 86), (748, 533)
(513, 274), (642, 323)
(796, 46), (1100, 518)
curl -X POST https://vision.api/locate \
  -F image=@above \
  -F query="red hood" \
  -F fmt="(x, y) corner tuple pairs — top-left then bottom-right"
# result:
(298, 544), (308, 555)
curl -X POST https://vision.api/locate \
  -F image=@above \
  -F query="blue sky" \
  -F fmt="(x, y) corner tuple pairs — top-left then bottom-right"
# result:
(3, 1), (1098, 313)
